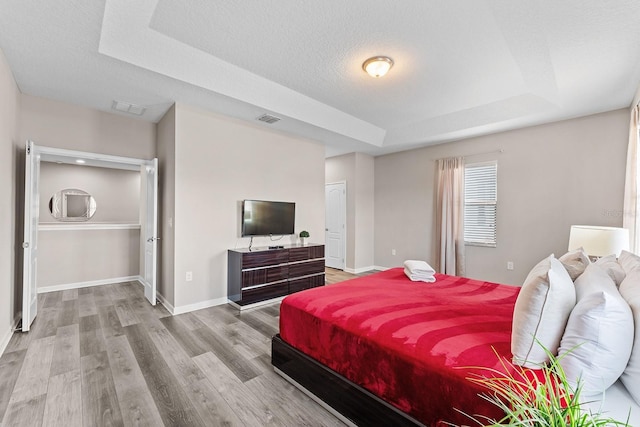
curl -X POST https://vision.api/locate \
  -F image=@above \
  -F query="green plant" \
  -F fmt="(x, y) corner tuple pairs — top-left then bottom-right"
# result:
(454, 348), (630, 427)
(299, 230), (310, 238)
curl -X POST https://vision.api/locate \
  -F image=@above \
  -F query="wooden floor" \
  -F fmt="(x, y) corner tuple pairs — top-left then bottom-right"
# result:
(324, 267), (376, 284)
(0, 268), (363, 427)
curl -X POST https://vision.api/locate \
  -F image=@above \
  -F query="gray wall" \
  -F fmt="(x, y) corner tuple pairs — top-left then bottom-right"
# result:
(19, 94), (156, 159)
(37, 229), (140, 287)
(156, 104), (176, 306)
(36, 163), (141, 288)
(17, 95), (157, 290)
(0, 47), (19, 348)
(374, 109), (629, 285)
(159, 103), (326, 311)
(325, 152), (375, 272)
(354, 153), (375, 271)
(39, 163), (140, 223)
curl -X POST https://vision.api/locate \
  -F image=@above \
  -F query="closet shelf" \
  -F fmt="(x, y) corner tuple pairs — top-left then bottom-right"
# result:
(38, 223), (141, 231)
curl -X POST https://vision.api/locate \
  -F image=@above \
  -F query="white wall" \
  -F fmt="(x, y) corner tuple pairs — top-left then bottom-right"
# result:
(325, 152), (375, 272)
(164, 103), (325, 311)
(0, 47), (19, 351)
(156, 105), (176, 306)
(375, 109), (629, 285)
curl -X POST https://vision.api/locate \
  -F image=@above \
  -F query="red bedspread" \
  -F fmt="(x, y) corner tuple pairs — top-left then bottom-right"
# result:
(279, 268), (521, 426)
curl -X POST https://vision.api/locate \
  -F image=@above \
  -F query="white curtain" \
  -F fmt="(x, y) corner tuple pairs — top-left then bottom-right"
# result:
(624, 105), (640, 253)
(435, 157), (465, 276)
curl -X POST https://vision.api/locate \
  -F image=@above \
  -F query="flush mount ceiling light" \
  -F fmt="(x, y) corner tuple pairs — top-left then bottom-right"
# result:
(362, 56), (394, 78)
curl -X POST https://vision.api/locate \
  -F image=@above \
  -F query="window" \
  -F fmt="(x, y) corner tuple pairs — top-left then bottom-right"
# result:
(464, 161), (497, 247)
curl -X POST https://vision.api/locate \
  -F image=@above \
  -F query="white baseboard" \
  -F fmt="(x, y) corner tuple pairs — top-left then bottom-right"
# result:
(155, 292), (175, 314)
(372, 265), (390, 271)
(37, 276), (227, 317)
(156, 293), (228, 316)
(0, 313), (22, 355)
(345, 266), (381, 274)
(37, 276), (141, 293)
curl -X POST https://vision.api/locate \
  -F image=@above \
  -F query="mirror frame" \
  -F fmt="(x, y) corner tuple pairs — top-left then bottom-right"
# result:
(49, 188), (97, 222)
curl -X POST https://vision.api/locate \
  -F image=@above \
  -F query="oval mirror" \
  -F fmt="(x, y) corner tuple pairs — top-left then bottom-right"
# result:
(49, 189), (97, 222)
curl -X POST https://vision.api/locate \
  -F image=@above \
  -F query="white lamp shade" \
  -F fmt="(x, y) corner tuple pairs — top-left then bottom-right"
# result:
(568, 225), (630, 257)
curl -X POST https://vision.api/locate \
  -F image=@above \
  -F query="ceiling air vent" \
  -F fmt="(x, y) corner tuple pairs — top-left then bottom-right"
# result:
(112, 100), (146, 116)
(256, 114), (281, 124)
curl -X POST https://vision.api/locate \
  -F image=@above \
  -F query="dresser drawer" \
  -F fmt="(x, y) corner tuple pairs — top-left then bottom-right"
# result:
(241, 282), (289, 305)
(289, 259), (325, 279)
(242, 250), (289, 269)
(242, 265), (288, 287)
(289, 246), (325, 262)
(289, 246), (311, 262)
(289, 274), (325, 294)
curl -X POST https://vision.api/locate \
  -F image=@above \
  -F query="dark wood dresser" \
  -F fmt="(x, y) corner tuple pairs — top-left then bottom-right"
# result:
(227, 244), (325, 308)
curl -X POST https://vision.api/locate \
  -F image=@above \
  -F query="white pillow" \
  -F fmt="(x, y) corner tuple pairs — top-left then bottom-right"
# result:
(558, 248), (590, 281)
(618, 250), (640, 404)
(511, 255), (576, 368)
(618, 249), (640, 274)
(558, 264), (634, 396)
(573, 262), (614, 300)
(594, 254), (626, 286)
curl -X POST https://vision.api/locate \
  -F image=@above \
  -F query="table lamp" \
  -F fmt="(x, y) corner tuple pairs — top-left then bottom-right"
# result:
(568, 225), (630, 260)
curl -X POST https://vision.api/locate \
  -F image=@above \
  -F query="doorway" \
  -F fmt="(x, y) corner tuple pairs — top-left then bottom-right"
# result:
(325, 182), (346, 270)
(22, 141), (159, 331)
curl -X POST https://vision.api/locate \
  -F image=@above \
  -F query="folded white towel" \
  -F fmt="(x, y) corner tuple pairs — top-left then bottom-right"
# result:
(404, 267), (436, 283)
(403, 260), (436, 275)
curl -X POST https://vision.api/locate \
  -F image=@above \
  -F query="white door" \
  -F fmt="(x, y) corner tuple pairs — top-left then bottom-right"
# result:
(325, 182), (346, 270)
(141, 159), (158, 305)
(22, 141), (40, 331)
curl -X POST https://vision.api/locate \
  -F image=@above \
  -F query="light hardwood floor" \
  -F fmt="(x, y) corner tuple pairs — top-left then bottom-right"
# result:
(324, 268), (376, 284)
(0, 269), (363, 426)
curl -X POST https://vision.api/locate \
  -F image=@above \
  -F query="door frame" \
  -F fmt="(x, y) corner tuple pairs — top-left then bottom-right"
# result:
(22, 141), (39, 331)
(325, 181), (347, 271)
(141, 158), (158, 305)
(21, 142), (158, 331)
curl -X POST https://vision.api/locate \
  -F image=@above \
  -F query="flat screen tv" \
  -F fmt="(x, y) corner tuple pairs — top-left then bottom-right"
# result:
(242, 200), (295, 237)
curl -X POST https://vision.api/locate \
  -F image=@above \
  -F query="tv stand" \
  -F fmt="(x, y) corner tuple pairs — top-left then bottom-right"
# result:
(227, 244), (325, 309)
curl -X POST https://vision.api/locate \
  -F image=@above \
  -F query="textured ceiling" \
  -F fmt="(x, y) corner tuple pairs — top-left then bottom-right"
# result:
(1, 0), (639, 157)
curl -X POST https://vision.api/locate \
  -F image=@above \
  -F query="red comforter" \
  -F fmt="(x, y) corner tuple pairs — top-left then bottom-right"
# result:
(279, 268), (521, 426)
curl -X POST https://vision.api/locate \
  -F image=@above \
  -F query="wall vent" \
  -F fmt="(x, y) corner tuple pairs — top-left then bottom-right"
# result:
(256, 114), (281, 124)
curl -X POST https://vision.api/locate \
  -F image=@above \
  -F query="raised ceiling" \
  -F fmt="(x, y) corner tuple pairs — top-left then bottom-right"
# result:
(1, 1), (639, 157)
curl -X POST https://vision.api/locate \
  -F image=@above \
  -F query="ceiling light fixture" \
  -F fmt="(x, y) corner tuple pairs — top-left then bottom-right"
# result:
(362, 56), (394, 78)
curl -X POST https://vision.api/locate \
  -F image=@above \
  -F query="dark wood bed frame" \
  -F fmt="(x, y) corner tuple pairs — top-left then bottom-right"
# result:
(271, 334), (425, 427)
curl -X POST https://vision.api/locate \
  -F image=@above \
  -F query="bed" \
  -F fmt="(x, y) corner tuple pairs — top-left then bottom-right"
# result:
(271, 268), (640, 426)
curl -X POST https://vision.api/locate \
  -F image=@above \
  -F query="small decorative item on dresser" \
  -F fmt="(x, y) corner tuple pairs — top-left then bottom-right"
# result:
(299, 230), (310, 245)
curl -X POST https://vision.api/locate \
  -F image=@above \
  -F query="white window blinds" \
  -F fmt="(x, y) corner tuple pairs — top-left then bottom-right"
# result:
(464, 161), (497, 247)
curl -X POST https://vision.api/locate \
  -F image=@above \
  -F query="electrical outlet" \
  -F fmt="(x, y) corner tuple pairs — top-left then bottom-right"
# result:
(392, 249), (396, 256)
(186, 271), (193, 281)
(507, 262), (514, 271)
